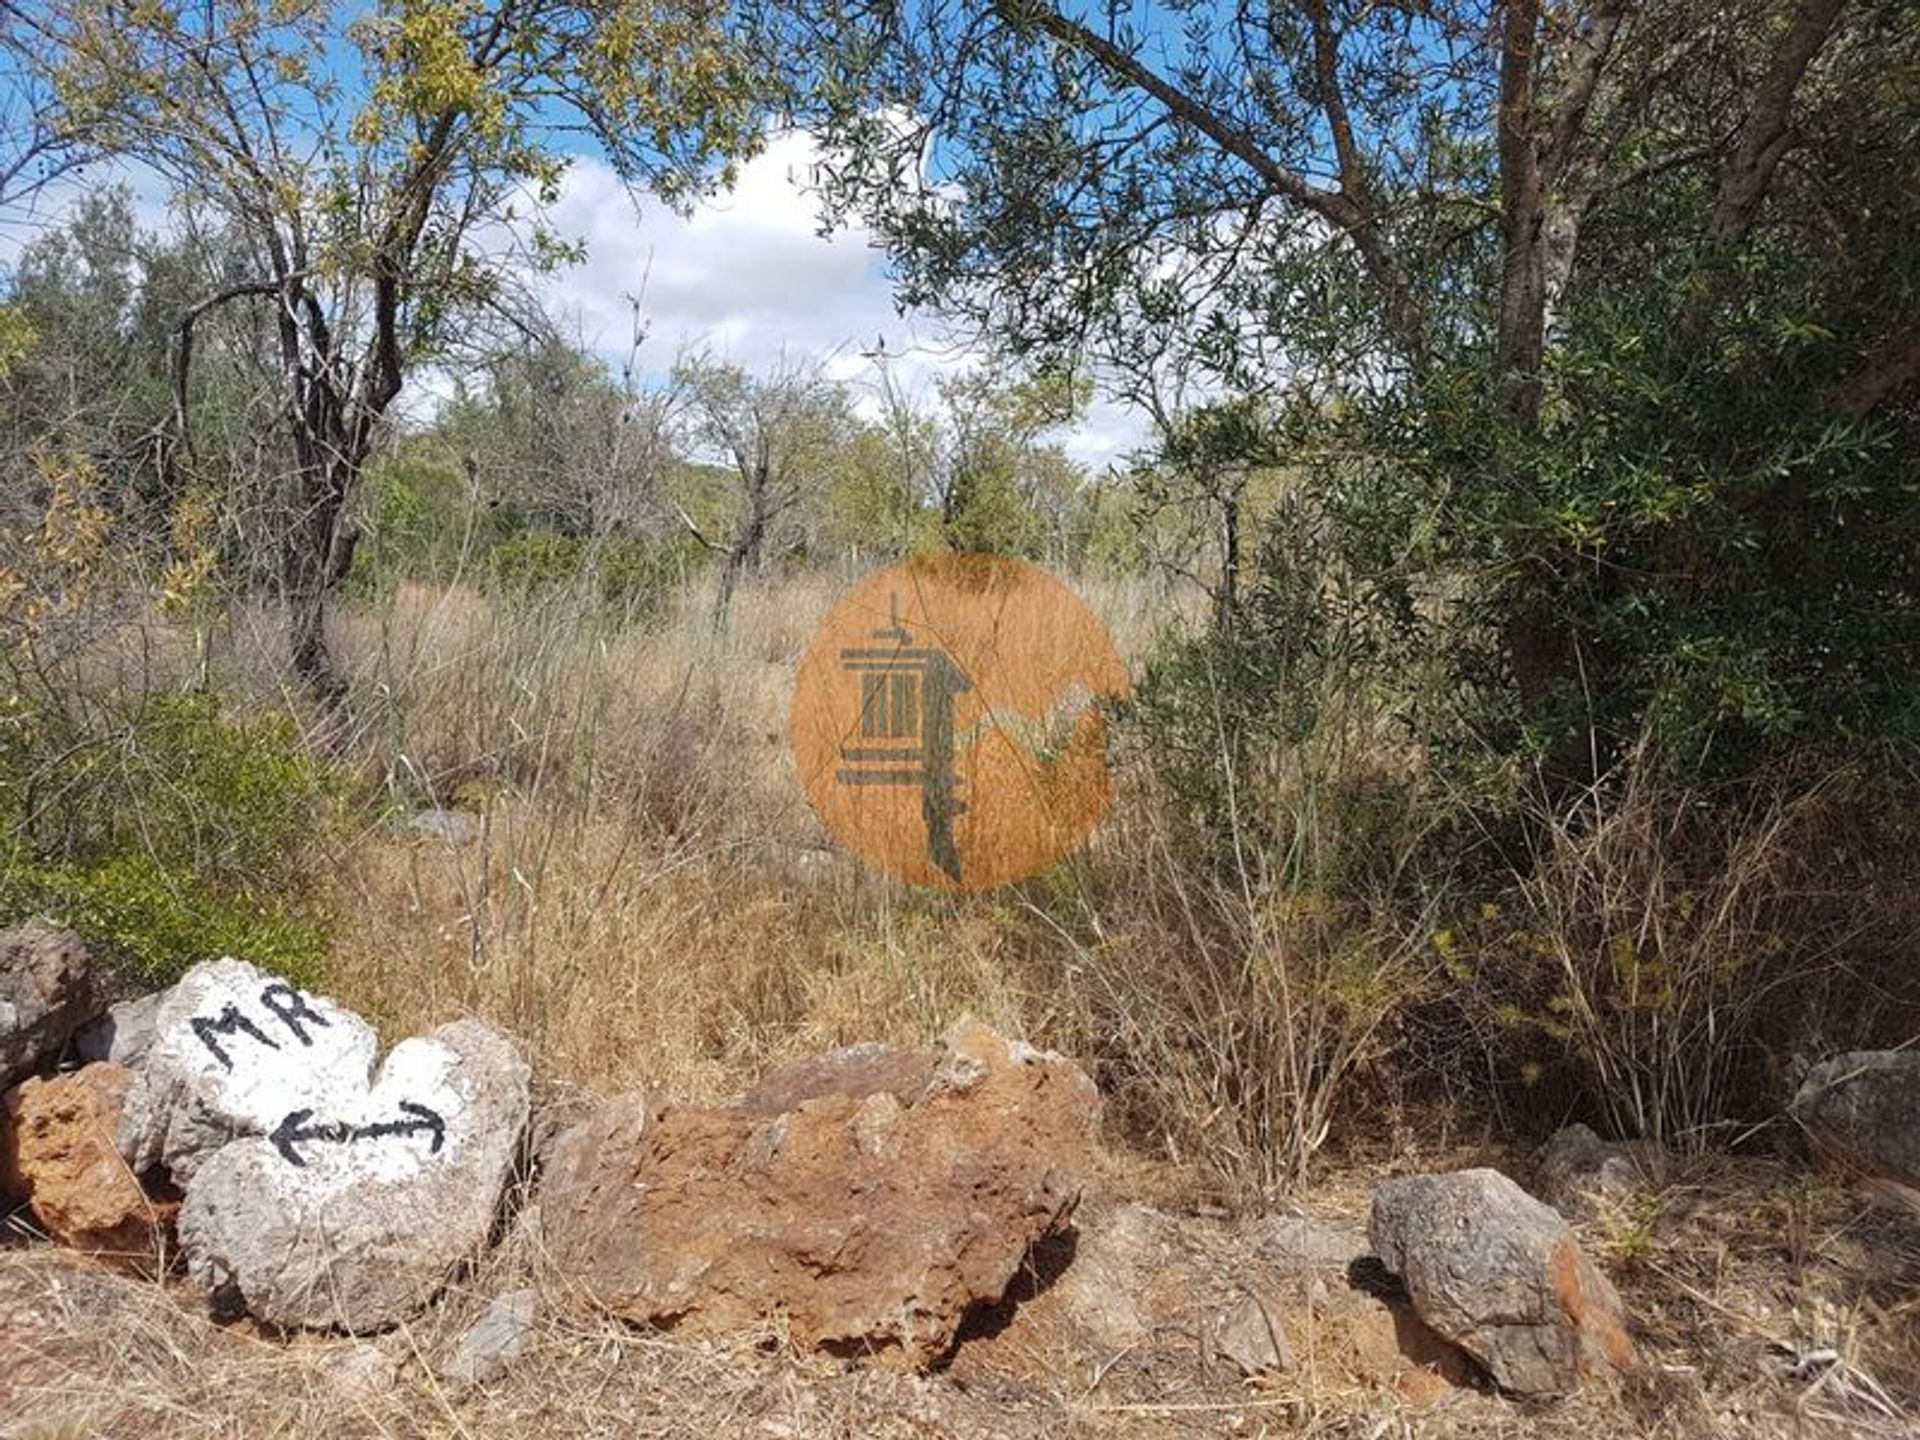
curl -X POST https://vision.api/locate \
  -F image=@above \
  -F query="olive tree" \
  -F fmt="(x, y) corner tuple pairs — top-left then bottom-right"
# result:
(4, 0), (771, 696)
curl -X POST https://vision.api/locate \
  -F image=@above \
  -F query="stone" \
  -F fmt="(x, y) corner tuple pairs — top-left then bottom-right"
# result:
(320, 1339), (404, 1399)
(72, 991), (165, 1069)
(118, 957), (380, 1184)
(177, 1018), (530, 1332)
(441, 1287), (537, 1394)
(1, 1063), (175, 1268)
(1213, 1292), (1293, 1376)
(1536, 1124), (1646, 1221)
(1246, 1211), (1371, 1270)
(1369, 1167), (1637, 1396)
(539, 1018), (1100, 1368)
(1791, 1051), (1920, 1189)
(0, 922), (95, 1087)
(406, 808), (481, 846)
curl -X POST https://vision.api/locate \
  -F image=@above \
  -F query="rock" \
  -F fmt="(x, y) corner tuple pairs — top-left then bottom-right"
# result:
(738, 1040), (938, 1114)
(1213, 1292), (1293, 1377)
(1246, 1211), (1371, 1270)
(177, 1018), (529, 1332)
(320, 1339), (404, 1399)
(72, 991), (165, 1070)
(1791, 1051), (1920, 1189)
(442, 1287), (537, 1394)
(1536, 1124), (1645, 1221)
(118, 957), (380, 1183)
(1046, 1203), (1173, 1348)
(1369, 1168), (1637, 1396)
(1, 1063), (175, 1268)
(540, 1018), (1100, 1368)
(406, 808), (481, 846)
(0, 922), (95, 1087)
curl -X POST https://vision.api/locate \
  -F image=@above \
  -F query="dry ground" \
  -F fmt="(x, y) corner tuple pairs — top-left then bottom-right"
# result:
(4, 1141), (1917, 1438)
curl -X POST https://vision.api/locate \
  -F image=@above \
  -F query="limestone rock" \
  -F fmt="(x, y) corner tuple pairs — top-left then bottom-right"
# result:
(442, 1287), (537, 1394)
(1246, 1211), (1371, 1271)
(177, 1019), (530, 1332)
(1, 1063), (174, 1268)
(118, 957), (380, 1183)
(1369, 1167), (1637, 1396)
(72, 991), (165, 1070)
(540, 1019), (1100, 1368)
(1213, 1292), (1294, 1377)
(0, 923), (95, 1087)
(1792, 1051), (1920, 1189)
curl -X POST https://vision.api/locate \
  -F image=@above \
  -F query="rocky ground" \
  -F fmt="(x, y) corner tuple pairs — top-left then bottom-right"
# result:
(3, 923), (1918, 1438)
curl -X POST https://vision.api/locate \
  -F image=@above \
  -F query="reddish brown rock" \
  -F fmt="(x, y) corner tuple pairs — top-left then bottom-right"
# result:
(539, 1020), (1100, 1368)
(1, 1063), (175, 1269)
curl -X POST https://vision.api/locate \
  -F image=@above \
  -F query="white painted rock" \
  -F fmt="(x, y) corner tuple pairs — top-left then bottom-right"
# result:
(118, 958), (378, 1183)
(178, 1019), (529, 1331)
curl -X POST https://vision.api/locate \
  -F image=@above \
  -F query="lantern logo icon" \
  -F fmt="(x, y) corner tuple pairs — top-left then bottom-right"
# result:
(835, 594), (971, 881)
(791, 554), (1128, 891)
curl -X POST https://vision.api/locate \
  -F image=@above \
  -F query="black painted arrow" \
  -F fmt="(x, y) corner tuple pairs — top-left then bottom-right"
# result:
(270, 1101), (447, 1168)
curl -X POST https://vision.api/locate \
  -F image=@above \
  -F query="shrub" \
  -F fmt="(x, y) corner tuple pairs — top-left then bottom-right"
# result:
(0, 690), (339, 985)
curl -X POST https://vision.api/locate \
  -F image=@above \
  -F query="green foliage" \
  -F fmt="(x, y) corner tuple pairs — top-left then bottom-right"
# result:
(483, 529), (705, 612)
(0, 692), (339, 984)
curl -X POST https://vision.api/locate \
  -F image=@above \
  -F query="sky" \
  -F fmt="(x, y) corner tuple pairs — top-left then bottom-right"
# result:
(0, 129), (1148, 470)
(517, 130), (1146, 468)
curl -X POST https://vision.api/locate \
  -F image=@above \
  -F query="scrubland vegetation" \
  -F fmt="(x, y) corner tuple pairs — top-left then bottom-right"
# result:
(2, 0), (1917, 1207)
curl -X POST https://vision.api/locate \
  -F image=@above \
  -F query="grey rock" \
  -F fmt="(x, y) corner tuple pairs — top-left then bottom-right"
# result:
(72, 991), (166, 1069)
(0, 922), (95, 1087)
(1792, 1051), (1920, 1188)
(406, 808), (480, 846)
(1369, 1168), (1637, 1396)
(321, 1338), (404, 1398)
(1536, 1124), (1646, 1220)
(1246, 1211), (1371, 1270)
(1213, 1292), (1293, 1376)
(442, 1287), (537, 1393)
(178, 1018), (530, 1332)
(118, 957), (381, 1183)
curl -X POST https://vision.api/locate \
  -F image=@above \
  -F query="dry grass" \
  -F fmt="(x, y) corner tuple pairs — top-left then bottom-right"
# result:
(8, 568), (1918, 1438)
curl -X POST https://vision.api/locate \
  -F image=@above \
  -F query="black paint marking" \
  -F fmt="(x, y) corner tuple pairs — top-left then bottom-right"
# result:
(258, 983), (331, 1046)
(270, 1101), (448, 1168)
(190, 1004), (281, 1071)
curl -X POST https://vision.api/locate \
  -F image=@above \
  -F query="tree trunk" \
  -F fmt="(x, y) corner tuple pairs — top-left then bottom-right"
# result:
(283, 448), (361, 703)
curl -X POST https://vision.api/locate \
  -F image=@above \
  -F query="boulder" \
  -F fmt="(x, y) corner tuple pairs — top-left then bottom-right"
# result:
(177, 1018), (529, 1332)
(0, 922), (95, 1087)
(72, 991), (166, 1069)
(1, 1063), (175, 1268)
(1369, 1168), (1636, 1396)
(539, 1019), (1100, 1368)
(118, 957), (380, 1183)
(441, 1287), (538, 1394)
(1791, 1051), (1920, 1189)
(1536, 1124), (1645, 1221)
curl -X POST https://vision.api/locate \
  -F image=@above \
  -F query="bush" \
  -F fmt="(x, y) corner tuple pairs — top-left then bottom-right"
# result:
(484, 530), (705, 614)
(0, 690), (339, 985)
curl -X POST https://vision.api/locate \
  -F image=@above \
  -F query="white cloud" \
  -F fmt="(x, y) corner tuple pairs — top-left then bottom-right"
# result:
(0, 132), (1149, 466)
(526, 131), (1144, 468)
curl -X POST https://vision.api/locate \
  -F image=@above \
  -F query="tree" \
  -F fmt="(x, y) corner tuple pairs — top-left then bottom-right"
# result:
(765, 0), (1920, 781)
(5, 0), (771, 696)
(672, 352), (851, 616)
